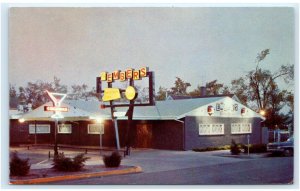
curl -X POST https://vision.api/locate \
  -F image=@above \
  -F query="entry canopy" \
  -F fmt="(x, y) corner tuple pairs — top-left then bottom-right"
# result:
(19, 102), (95, 121)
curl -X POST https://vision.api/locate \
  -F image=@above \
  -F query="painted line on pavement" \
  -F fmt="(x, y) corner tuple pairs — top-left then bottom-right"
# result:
(35, 159), (49, 165)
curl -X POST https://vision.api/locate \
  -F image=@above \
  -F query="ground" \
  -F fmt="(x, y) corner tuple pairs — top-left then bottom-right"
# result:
(7, 146), (294, 186)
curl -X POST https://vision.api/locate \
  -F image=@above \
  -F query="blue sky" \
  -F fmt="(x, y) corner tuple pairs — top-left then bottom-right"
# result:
(9, 7), (295, 92)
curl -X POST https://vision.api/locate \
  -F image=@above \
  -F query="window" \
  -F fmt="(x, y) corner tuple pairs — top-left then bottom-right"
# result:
(88, 124), (104, 134)
(58, 124), (72, 134)
(199, 124), (224, 135)
(29, 124), (50, 134)
(231, 123), (252, 134)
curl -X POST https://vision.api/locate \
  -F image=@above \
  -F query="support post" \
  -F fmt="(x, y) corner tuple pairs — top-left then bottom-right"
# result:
(54, 119), (58, 157)
(113, 118), (120, 150)
(100, 133), (102, 155)
(34, 120), (37, 145)
(125, 78), (135, 156)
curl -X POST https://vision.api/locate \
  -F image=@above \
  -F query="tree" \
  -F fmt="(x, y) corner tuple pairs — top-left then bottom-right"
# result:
(189, 85), (202, 97)
(25, 81), (52, 109)
(53, 76), (68, 93)
(230, 77), (249, 106)
(18, 86), (27, 105)
(24, 77), (68, 109)
(189, 80), (226, 97)
(9, 84), (17, 99)
(70, 84), (88, 100)
(170, 77), (191, 95)
(205, 80), (224, 95)
(230, 49), (294, 129)
(156, 86), (168, 101)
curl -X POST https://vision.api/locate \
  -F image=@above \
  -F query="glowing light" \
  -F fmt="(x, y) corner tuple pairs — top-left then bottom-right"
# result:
(207, 105), (214, 116)
(259, 110), (266, 116)
(95, 118), (103, 123)
(18, 118), (25, 123)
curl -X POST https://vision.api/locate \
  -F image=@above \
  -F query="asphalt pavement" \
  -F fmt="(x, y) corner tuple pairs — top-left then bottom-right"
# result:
(8, 147), (295, 185)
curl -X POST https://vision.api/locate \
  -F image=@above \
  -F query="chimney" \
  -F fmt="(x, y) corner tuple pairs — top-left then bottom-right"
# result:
(200, 86), (206, 97)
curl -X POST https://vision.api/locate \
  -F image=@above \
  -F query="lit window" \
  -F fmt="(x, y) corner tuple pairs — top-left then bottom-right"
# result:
(199, 124), (224, 135)
(231, 123), (252, 134)
(58, 124), (72, 134)
(29, 124), (50, 134)
(88, 124), (104, 134)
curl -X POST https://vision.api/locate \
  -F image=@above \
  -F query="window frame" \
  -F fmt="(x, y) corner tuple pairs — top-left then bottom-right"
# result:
(87, 123), (104, 135)
(58, 124), (72, 134)
(231, 123), (252, 134)
(29, 124), (51, 134)
(199, 123), (225, 135)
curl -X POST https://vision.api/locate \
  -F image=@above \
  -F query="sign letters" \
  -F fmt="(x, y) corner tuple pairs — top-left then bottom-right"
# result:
(100, 67), (148, 82)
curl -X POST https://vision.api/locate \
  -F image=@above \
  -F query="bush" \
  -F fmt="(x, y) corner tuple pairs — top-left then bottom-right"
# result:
(241, 144), (267, 153)
(10, 152), (31, 176)
(52, 153), (90, 172)
(230, 139), (241, 155)
(193, 145), (231, 152)
(103, 151), (122, 168)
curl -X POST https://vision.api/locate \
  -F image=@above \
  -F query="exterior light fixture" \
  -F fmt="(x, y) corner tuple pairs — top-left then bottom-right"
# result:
(207, 105), (214, 116)
(95, 118), (103, 123)
(18, 118), (25, 123)
(241, 108), (246, 116)
(259, 110), (266, 116)
(100, 104), (106, 109)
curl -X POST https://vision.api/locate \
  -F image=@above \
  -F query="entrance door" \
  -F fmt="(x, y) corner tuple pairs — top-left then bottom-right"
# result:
(136, 124), (153, 148)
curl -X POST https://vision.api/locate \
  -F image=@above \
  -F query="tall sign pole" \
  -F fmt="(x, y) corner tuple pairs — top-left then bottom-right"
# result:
(45, 91), (67, 157)
(107, 82), (121, 150)
(97, 67), (155, 155)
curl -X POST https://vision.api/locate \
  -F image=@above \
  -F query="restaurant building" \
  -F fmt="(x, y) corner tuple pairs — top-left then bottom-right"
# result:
(10, 96), (267, 150)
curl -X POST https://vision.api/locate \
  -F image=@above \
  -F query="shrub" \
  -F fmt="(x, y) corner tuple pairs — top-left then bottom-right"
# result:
(241, 144), (267, 153)
(52, 153), (90, 172)
(103, 151), (122, 168)
(230, 139), (241, 155)
(193, 145), (231, 152)
(10, 152), (31, 176)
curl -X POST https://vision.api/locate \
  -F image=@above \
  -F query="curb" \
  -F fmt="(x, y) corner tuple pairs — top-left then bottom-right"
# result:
(10, 166), (142, 185)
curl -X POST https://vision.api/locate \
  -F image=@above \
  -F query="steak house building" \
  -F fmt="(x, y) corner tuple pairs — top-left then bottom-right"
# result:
(10, 96), (267, 150)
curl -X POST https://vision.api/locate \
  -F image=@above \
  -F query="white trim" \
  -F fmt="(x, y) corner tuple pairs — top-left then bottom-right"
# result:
(29, 124), (50, 134)
(87, 123), (104, 134)
(199, 123), (224, 135)
(58, 124), (72, 134)
(231, 123), (252, 134)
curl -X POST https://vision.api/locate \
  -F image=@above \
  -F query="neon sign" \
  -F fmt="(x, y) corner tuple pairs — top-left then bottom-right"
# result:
(44, 106), (69, 112)
(100, 67), (148, 82)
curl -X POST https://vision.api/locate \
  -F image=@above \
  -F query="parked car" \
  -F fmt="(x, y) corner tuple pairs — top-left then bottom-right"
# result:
(267, 136), (294, 156)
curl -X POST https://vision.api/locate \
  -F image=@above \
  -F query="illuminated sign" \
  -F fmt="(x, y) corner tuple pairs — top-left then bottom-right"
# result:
(102, 88), (121, 101)
(46, 91), (67, 106)
(44, 106), (69, 112)
(100, 67), (148, 82)
(125, 86), (136, 100)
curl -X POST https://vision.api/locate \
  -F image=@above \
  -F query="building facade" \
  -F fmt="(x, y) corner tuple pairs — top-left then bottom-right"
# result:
(10, 96), (266, 150)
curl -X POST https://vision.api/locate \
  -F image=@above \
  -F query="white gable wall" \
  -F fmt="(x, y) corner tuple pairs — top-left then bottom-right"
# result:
(177, 97), (265, 120)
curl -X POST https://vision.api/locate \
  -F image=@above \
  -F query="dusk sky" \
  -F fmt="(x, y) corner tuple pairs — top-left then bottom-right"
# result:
(9, 7), (295, 92)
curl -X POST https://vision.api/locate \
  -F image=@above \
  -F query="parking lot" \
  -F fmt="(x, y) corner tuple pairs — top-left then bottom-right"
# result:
(8, 146), (294, 185)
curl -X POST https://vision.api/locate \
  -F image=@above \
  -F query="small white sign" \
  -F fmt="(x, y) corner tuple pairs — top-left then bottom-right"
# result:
(113, 111), (126, 117)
